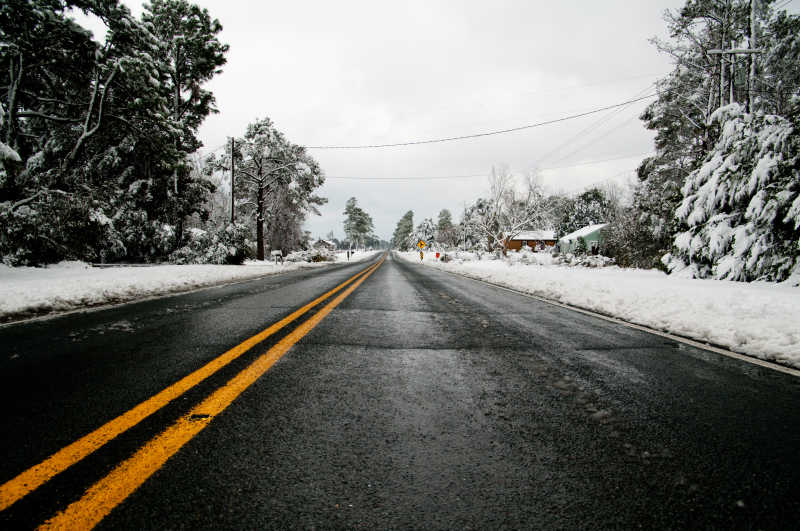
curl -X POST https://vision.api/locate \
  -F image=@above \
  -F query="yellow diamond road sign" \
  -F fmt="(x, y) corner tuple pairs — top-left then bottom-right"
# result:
(417, 240), (426, 249)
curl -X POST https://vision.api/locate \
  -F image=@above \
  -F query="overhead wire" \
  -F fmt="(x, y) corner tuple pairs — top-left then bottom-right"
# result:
(199, 76), (665, 188)
(199, 142), (228, 155)
(325, 151), (654, 181)
(534, 83), (656, 165)
(304, 93), (657, 149)
(549, 86), (655, 162)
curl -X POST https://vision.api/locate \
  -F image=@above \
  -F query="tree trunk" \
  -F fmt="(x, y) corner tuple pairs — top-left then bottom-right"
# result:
(747, 0), (757, 113)
(2, 54), (23, 200)
(174, 215), (184, 251)
(256, 185), (265, 261)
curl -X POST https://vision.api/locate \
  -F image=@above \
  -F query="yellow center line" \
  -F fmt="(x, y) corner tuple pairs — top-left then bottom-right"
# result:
(39, 256), (384, 530)
(0, 258), (381, 512)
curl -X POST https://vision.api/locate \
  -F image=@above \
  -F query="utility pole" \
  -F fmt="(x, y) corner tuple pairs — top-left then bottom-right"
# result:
(707, 45), (762, 109)
(230, 137), (235, 225)
(707, 0), (761, 111)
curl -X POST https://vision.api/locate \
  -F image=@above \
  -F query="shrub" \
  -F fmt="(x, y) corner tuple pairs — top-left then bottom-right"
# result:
(0, 192), (116, 266)
(285, 249), (335, 262)
(169, 223), (251, 265)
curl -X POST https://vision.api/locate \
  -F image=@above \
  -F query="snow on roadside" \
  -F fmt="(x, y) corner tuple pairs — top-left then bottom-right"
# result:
(397, 251), (800, 369)
(0, 251), (378, 322)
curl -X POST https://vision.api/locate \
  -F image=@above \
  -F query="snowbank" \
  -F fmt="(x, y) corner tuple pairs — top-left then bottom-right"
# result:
(0, 251), (378, 322)
(397, 251), (800, 369)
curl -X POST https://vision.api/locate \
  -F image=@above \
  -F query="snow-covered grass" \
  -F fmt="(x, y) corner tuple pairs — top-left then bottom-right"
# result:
(0, 250), (378, 322)
(397, 250), (800, 369)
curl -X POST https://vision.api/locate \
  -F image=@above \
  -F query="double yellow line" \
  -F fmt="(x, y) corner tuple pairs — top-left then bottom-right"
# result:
(1, 255), (384, 528)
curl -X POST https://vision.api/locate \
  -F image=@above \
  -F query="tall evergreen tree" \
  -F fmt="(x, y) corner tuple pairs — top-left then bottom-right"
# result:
(666, 103), (800, 281)
(207, 117), (325, 260)
(391, 210), (414, 250)
(0, 0), (228, 265)
(343, 197), (374, 250)
(142, 0), (228, 248)
(629, 0), (800, 276)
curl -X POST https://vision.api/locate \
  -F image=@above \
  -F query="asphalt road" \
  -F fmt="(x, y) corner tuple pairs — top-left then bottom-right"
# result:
(1, 252), (799, 529)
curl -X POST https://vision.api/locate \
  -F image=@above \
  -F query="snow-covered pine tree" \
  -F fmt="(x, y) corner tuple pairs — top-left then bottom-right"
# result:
(264, 155), (326, 255)
(410, 218), (436, 250)
(207, 117), (324, 260)
(0, 0), (228, 265)
(666, 103), (800, 281)
(436, 209), (458, 249)
(143, 0), (229, 249)
(343, 197), (374, 251)
(552, 187), (610, 238)
(575, 236), (588, 256)
(391, 210), (414, 251)
(633, 0), (800, 274)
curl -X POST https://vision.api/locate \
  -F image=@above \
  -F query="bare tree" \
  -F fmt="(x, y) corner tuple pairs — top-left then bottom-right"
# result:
(465, 166), (551, 253)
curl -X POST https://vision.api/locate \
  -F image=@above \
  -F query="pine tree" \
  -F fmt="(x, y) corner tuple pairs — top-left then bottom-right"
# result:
(552, 187), (610, 238)
(666, 103), (800, 281)
(633, 0), (800, 276)
(0, 0), (228, 265)
(411, 218), (436, 249)
(391, 210), (414, 250)
(343, 197), (374, 250)
(142, 0), (228, 248)
(207, 117), (324, 260)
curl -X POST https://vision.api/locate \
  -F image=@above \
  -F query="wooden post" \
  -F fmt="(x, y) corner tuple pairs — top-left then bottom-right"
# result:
(729, 40), (736, 104)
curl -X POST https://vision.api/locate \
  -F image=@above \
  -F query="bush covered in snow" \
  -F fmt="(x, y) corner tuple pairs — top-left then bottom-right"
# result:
(285, 249), (336, 263)
(552, 253), (615, 268)
(506, 248), (553, 266)
(1, 192), (124, 266)
(665, 104), (800, 281)
(169, 224), (251, 265)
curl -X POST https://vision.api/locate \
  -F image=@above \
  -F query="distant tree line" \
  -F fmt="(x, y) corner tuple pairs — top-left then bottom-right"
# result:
(390, 167), (621, 257)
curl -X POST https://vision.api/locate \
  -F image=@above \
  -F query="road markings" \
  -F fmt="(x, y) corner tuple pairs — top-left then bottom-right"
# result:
(39, 256), (384, 530)
(0, 259), (380, 512)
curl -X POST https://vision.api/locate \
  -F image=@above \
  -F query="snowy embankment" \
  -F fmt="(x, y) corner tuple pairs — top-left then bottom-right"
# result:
(397, 251), (800, 369)
(0, 251), (378, 323)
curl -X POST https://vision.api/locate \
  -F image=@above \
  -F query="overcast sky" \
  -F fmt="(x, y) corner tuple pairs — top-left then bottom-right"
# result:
(112, 0), (695, 240)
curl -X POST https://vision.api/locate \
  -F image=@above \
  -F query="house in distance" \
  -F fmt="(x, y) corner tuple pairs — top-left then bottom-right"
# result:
(558, 224), (607, 254)
(505, 230), (557, 252)
(313, 239), (337, 252)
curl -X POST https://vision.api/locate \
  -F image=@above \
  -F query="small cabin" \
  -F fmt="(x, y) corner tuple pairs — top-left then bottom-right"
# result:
(558, 223), (607, 254)
(505, 230), (557, 251)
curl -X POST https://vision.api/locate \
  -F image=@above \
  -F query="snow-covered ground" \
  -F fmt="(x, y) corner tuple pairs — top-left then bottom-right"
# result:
(397, 250), (800, 369)
(0, 251), (378, 322)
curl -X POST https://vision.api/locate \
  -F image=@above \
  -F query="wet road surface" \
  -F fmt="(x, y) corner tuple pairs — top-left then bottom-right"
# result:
(1, 252), (799, 529)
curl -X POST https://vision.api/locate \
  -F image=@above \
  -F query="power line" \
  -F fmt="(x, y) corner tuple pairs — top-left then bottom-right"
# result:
(199, 142), (227, 155)
(537, 83), (655, 165)
(547, 113), (643, 167)
(305, 93), (657, 150)
(541, 151), (654, 171)
(325, 151), (654, 181)
(327, 173), (487, 182)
